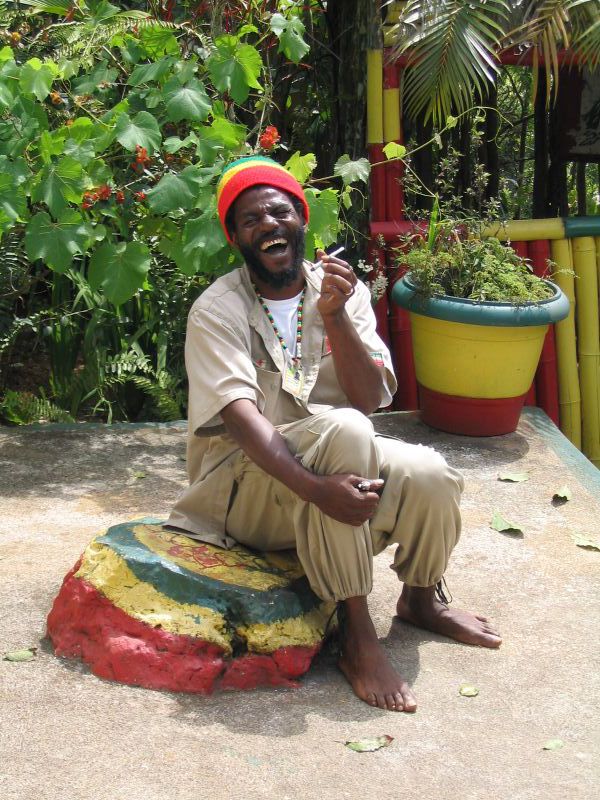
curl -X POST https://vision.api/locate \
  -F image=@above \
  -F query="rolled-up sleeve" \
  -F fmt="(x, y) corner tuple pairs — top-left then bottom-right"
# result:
(186, 305), (263, 434)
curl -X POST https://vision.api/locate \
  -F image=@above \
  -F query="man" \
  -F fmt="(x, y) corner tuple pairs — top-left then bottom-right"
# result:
(168, 156), (501, 712)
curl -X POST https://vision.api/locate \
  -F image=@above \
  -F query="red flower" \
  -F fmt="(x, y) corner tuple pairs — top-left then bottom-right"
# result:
(135, 145), (151, 164)
(115, 190), (125, 204)
(259, 125), (280, 151)
(96, 184), (111, 201)
(134, 191), (146, 202)
(81, 190), (99, 210)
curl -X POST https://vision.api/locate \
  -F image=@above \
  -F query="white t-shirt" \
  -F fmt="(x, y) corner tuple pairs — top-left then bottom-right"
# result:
(263, 290), (303, 357)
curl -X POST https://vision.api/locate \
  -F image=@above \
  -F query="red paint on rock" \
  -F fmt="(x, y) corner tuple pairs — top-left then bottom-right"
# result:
(47, 570), (321, 694)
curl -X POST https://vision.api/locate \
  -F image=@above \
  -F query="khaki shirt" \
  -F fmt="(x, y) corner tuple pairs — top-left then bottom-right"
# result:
(168, 261), (397, 546)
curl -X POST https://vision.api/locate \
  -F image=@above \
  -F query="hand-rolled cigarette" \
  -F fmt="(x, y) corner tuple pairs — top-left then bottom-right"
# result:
(357, 480), (371, 492)
(310, 245), (345, 272)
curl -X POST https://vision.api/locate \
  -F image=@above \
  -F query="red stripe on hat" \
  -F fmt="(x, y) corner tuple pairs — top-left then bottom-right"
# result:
(217, 166), (309, 243)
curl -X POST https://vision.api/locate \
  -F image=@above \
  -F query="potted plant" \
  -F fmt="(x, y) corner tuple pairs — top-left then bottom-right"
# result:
(391, 214), (570, 436)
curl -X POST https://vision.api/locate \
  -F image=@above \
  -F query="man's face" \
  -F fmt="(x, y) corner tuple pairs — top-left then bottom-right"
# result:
(230, 185), (307, 288)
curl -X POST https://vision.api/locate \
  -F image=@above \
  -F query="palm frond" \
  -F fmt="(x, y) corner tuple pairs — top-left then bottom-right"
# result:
(502, 1), (589, 101)
(570, 0), (600, 67)
(390, 0), (510, 125)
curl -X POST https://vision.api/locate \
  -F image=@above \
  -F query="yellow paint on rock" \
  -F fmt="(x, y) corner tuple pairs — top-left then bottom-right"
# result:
(236, 605), (335, 654)
(133, 524), (304, 592)
(75, 541), (232, 654)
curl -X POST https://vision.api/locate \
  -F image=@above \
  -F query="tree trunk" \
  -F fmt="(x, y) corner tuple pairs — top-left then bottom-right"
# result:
(548, 95), (568, 216)
(577, 162), (587, 215)
(480, 83), (499, 199)
(326, 0), (372, 164)
(532, 72), (549, 218)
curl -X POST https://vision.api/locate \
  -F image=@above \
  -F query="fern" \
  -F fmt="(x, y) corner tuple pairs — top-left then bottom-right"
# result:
(0, 390), (74, 425)
(129, 370), (185, 422)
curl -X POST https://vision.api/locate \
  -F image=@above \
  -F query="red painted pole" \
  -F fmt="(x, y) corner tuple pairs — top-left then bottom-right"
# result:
(368, 144), (387, 222)
(528, 239), (560, 424)
(383, 63), (404, 221)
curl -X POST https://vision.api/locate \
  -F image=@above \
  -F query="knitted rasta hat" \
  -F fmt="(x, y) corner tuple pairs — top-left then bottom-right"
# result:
(217, 156), (309, 243)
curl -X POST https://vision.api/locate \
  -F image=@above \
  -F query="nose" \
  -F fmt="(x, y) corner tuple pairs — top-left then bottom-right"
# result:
(257, 212), (278, 231)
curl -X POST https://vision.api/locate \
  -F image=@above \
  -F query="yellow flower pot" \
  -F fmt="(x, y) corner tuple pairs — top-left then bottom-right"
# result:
(392, 275), (570, 435)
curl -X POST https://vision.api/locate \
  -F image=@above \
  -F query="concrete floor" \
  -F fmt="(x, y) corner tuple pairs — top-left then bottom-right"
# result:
(1, 408), (599, 800)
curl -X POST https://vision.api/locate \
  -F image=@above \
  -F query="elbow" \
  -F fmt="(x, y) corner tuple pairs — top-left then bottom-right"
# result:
(352, 393), (382, 417)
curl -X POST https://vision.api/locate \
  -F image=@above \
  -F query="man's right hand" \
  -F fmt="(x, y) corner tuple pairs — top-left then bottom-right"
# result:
(306, 475), (384, 526)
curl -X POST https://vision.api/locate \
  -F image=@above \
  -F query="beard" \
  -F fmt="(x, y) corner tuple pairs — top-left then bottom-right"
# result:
(240, 227), (306, 289)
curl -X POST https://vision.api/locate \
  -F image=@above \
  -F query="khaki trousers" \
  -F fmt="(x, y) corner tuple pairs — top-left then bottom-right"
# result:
(226, 408), (464, 603)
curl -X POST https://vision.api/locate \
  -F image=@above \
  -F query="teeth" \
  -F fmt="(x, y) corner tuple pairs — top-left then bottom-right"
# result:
(260, 237), (287, 251)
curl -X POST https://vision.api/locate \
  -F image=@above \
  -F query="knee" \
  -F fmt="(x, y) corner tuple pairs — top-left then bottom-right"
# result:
(312, 408), (376, 474)
(402, 446), (464, 506)
(321, 408), (375, 449)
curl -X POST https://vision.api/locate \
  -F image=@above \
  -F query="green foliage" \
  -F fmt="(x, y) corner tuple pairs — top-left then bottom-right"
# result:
(0, 0), (363, 424)
(0, 390), (74, 424)
(400, 223), (554, 302)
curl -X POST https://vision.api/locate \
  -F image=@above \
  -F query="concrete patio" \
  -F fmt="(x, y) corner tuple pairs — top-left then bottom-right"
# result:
(1, 408), (598, 800)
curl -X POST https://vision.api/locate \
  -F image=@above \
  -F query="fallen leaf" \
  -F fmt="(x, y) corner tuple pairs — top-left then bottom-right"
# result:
(133, 471), (146, 479)
(498, 472), (529, 483)
(542, 738), (564, 751)
(4, 647), (37, 662)
(552, 485), (572, 503)
(572, 533), (600, 551)
(345, 735), (393, 753)
(459, 684), (479, 697)
(490, 511), (523, 535)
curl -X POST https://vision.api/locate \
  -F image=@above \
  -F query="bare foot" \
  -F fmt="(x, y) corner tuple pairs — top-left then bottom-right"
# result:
(337, 596), (417, 712)
(396, 585), (502, 648)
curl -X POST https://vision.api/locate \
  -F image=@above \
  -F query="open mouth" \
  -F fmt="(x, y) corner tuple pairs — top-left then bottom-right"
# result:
(259, 237), (289, 256)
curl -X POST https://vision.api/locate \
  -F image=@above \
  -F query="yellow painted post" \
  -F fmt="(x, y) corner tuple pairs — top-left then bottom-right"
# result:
(550, 239), (581, 449)
(572, 237), (600, 466)
(481, 218), (565, 242)
(366, 48), (384, 148)
(367, 47), (385, 221)
(383, 1), (404, 47)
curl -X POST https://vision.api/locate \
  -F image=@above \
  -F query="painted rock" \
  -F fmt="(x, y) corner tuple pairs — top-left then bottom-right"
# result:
(47, 519), (335, 694)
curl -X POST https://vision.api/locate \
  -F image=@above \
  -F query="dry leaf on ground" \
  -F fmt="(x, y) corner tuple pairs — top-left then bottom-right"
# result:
(344, 735), (394, 753)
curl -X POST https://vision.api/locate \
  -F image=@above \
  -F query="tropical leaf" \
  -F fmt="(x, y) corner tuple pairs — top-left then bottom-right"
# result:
(270, 13), (310, 63)
(114, 111), (162, 153)
(30, 157), (88, 217)
(25, 210), (94, 273)
(391, 0), (509, 124)
(88, 241), (151, 305)
(162, 77), (212, 123)
(207, 35), (263, 104)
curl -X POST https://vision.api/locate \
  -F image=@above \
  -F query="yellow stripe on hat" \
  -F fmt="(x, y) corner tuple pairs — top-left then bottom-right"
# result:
(216, 158), (290, 201)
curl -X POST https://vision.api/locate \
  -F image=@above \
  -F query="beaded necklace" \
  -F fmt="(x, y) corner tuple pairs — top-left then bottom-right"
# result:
(254, 284), (305, 363)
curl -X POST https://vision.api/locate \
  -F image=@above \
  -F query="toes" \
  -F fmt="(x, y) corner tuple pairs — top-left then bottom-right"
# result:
(475, 615), (489, 622)
(384, 693), (398, 711)
(367, 693), (378, 707)
(375, 694), (387, 710)
(401, 686), (417, 713)
(393, 692), (404, 712)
